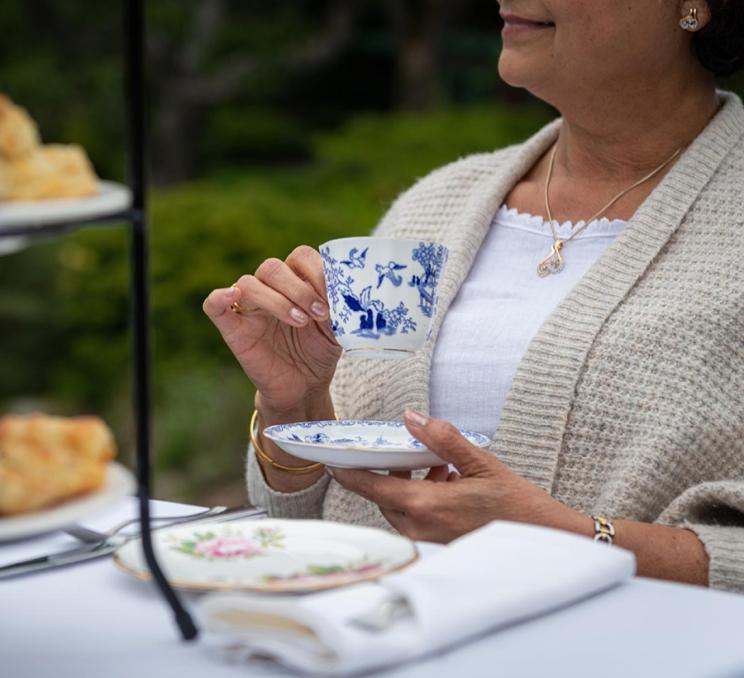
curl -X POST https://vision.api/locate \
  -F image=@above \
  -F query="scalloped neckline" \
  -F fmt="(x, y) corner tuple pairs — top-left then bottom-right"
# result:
(497, 205), (627, 238)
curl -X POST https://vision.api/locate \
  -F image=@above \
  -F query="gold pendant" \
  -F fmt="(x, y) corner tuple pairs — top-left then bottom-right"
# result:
(537, 239), (565, 277)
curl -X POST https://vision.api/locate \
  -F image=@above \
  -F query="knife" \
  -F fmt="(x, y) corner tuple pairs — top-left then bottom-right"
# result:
(0, 536), (127, 580)
(0, 505), (268, 580)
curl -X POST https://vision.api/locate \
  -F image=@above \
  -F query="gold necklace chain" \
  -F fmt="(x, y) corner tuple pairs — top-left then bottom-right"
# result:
(537, 143), (683, 277)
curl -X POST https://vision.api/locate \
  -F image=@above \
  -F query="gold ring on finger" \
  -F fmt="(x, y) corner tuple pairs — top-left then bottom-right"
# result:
(229, 283), (259, 315)
(230, 301), (260, 315)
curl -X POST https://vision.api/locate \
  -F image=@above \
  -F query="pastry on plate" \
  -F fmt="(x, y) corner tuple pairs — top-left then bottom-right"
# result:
(0, 94), (40, 159)
(1, 144), (98, 201)
(0, 413), (117, 515)
(0, 93), (98, 202)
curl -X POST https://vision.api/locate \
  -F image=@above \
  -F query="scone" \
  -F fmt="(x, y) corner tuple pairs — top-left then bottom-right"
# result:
(1, 144), (98, 201)
(0, 158), (9, 200)
(0, 413), (117, 515)
(0, 94), (99, 201)
(0, 94), (40, 158)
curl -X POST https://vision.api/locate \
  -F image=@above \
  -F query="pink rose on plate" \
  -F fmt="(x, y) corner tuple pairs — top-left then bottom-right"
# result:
(195, 535), (261, 559)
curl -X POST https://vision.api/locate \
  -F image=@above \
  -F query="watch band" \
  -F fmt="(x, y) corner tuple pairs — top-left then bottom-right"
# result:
(592, 515), (615, 544)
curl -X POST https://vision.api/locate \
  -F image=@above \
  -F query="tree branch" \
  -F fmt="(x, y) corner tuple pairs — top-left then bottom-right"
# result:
(178, 55), (260, 102)
(179, 0), (226, 72)
(286, 0), (359, 71)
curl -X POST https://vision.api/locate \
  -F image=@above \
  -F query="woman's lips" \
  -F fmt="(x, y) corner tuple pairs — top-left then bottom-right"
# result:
(501, 14), (555, 38)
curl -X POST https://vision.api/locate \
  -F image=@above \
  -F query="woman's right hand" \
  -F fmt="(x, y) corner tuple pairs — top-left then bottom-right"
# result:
(203, 245), (342, 418)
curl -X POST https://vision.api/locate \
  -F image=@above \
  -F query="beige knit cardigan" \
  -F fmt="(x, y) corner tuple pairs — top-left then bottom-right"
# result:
(247, 91), (744, 593)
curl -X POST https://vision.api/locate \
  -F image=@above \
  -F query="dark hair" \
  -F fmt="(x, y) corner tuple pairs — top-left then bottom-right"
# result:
(694, 0), (744, 76)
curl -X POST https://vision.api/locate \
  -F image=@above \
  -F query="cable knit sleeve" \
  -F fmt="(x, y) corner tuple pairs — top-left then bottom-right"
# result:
(658, 481), (744, 593)
(243, 200), (404, 517)
(245, 446), (331, 518)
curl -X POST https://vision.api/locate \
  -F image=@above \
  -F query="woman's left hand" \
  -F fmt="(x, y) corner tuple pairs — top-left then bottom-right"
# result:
(330, 410), (590, 543)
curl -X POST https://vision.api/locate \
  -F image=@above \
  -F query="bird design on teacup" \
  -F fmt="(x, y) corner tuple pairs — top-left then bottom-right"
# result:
(340, 247), (368, 269)
(375, 261), (407, 288)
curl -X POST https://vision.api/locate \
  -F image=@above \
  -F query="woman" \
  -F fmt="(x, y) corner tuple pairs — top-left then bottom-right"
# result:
(204, 1), (744, 592)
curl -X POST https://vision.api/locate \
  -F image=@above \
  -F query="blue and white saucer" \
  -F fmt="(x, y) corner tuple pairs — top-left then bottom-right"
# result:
(262, 420), (491, 470)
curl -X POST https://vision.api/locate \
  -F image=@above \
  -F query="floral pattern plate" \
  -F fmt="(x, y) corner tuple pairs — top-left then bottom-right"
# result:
(113, 518), (417, 593)
(263, 419), (491, 470)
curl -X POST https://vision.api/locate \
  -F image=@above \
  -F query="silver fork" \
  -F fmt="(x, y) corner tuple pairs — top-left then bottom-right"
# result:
(63, 506), (227, 544)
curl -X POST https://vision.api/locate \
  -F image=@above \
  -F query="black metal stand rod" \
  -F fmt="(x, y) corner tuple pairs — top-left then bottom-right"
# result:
(125, 0), (197, 641)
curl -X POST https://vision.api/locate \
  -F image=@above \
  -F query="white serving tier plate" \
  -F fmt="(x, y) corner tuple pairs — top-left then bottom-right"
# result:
(0, 181), (131, 231)
(0, 462), (136, 542)
(114, 518), (418, 593)
(263, 419), (491, 470)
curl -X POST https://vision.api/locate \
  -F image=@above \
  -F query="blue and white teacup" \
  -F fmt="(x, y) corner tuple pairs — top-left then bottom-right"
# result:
(320, 237), (449, 359)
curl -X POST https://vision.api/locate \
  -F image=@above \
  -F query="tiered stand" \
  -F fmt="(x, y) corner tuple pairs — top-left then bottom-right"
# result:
(0, 0), (197, 640)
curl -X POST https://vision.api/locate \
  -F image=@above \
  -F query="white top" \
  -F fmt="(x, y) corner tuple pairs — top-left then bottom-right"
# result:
(430, 205), (626, 438)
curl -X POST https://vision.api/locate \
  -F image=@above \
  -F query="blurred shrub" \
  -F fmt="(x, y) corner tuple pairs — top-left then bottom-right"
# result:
(0, 104), (549, 500)
(311, 104), (550, 202)
(201, 108), (312, 167)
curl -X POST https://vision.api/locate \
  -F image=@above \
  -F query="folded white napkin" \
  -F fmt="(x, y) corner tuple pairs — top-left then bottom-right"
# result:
(198, 521), (636, 676)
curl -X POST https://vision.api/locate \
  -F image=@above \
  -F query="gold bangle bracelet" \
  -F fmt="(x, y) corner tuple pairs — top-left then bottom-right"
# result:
(250, 409), (324, 474)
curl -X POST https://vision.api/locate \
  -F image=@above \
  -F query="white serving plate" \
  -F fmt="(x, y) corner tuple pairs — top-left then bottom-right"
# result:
(114, 518), (418, 593)
(0, 462), (136, 541)
(263, 419), (490, 470)
(0, 181), (131, 231)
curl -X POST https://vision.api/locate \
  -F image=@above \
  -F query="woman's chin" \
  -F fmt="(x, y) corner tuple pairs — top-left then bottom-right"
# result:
(497, 54), (548, 91)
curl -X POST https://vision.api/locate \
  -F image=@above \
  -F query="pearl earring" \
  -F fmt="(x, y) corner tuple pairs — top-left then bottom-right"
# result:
(680, 7), (699, 31)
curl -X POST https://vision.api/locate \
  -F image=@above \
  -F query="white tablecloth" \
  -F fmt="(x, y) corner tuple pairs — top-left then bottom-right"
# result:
(2, 499), (744, 678)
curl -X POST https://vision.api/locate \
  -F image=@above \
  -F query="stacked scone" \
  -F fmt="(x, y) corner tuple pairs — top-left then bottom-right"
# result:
(0, 94), (98, 201)
(0, 414), (117, 515)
